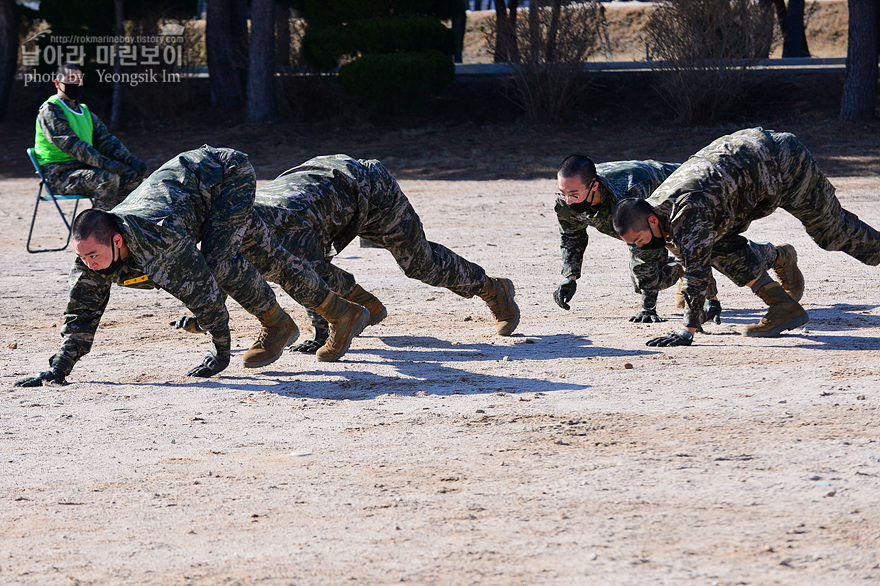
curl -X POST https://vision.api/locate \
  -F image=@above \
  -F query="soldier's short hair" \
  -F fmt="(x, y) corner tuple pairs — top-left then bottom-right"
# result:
(558, 155), (597, 184)
(612, 198), (655, 236)
(56, 62), (82, 82)
(72, 209), (119, 246)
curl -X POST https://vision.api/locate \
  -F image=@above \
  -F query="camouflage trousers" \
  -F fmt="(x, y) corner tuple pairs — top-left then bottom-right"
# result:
(43, 161), (142, 210)
(190, 149), (278, 317)
(630, 254), (719, 299)
(778, 135), (880, 266)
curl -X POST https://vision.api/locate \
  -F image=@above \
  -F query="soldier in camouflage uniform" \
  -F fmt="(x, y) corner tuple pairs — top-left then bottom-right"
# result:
(554, 155), (721, 323)
(239, 154), (520, 353)
(613, 127), (880, 346)
(14, 146), (340, 387)
(34, 63), (146, 210)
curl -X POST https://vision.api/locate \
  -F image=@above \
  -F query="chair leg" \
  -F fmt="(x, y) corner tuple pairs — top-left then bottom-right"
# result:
(26, 182), (80, 254)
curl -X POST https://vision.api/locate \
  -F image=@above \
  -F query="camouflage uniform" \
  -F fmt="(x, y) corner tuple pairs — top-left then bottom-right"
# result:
(48, 146), (281, 377)
(244, 154), (488, 309)
(36, 96), (144, 210)
(645, 127), (880, 328)
(556, 159), (717, 302)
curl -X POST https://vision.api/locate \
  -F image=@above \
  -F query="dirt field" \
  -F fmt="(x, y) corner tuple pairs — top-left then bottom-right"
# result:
(2, 160), (879, 583)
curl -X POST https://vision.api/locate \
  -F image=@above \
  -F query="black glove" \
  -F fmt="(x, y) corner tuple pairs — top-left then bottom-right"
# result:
(646, 329), (694, 347)
(289, 309), (329, 354)
(105, 160), (129, 175)
(553, 279), (577, 310)
(15, 368), (66, 387)
(131, 159), (148, 175)
(170, 315), (204, 334)
(185, 328), (231, 377)
(703, 299), (722, 324)
(630, 291), (664, 322)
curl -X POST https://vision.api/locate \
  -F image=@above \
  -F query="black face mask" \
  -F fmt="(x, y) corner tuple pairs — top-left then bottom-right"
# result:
(61, 82), (82, 101)
(95, 243), (124, 276)
(568, 199), (601, 215)
(640, 232), (667, 250)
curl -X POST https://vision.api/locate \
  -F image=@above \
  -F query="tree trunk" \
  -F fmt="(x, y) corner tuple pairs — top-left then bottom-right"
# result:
(0, 0), (17, 121)
(840, 0), (878, 120)
(207, 0), (247, 108)
(547, 0), (562, 63)
(528, 1), (540, 63)
(494, 1), (510, 62)
(275, 1), (290, 68)
(781, 0), (810, 57)
(452, 1), (466, 64)
(110, 0), (124, 130)
(246, 0), (277, 124)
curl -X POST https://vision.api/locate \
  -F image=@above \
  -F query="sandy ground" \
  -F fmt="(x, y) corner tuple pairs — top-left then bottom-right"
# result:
(1, 173), (879, 585)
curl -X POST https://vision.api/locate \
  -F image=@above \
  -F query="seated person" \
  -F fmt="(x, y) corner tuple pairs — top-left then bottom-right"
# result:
(34, 62), (147, 210)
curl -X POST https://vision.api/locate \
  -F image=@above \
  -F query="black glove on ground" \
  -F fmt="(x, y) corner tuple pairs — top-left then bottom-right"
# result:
(185, 327), (231, 377)
(630, 308), (665, 323)
(170, 315), (204, 333)
(14, 368), (66, 387)
(646, 329), (694, 347)
(703, 299), (722, 324)
(553, 280), (577, 310)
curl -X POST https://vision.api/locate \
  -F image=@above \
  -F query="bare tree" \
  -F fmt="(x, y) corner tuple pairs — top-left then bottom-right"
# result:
(246, 0), (278, 123)
(781, 0), (810, 57)
(110, 0), (124, 129)
(275, 0), (290, 68)
(0, 0), (16, 121)
(493, 0), (519, 63)
(207, 0), (248, 108)
(840, 0), (878, 120)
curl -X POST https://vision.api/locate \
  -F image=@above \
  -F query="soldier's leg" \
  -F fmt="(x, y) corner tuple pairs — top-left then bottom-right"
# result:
(45, 163), (123, 211)
(782, 156), (880, 265)
(361, 162), (517, 334)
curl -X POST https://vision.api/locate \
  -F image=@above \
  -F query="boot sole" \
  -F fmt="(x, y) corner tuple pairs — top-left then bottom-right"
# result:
(496, 279), (520, 336)
(317, 307), (370, 362)
(242, 324), (301, 368)
(741, 312), (809, 338)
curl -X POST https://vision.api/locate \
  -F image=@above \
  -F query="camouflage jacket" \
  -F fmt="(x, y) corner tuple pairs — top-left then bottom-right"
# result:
(254, 154), (385, 258)
(556, 160), (680, 289)
(646, 127), (804, 326)
(37, 96), (138, 171)
(50, 146), (242, 375)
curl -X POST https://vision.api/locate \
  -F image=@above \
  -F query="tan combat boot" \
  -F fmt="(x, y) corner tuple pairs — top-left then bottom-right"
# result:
(742, 282), (809, 337)
(477, 277), (520, 336)
(313, 292), (370, 362)
(242, 303), (299, 368)
(772, 244), (804, 302)
(346, 284), (387, 326)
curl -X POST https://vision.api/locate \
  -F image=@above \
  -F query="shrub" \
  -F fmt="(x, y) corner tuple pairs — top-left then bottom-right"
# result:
(483, 1), (607, 123)
(337, 50), (454, 113)
(642, 0), (777, 124)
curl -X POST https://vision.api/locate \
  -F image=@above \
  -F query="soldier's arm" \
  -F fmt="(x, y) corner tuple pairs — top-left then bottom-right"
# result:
(90, 112), (138, 167)
(50, 260), (114, 378)
(555, 200), (589, 279)
(672, 199), (716, 329)
(37, 102), (123, 172)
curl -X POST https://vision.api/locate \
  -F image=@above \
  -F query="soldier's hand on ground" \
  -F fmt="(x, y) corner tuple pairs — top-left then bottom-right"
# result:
(14, 369), (66, 387)
(289, 339), (324, 354)
(703, 299), (722, 324)
(170, 315), (204, 333)
(553, 280), (577, 310)
(646, 329), (693, 347)
(630, 308), (665, 323)
(185, 328), (231, 378)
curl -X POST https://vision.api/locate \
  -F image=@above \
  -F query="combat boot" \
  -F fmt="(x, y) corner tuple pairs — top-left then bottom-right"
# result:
(346, 284), (387, 326)
(772, 244), (804, 302)
(477, 276), (520, 336)
(242, 303), (299, 368)
(742, 282), (809, 337)
(313, 292), (370, 362)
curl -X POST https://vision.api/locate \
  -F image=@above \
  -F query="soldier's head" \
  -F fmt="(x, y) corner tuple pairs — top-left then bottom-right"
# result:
(72, 209), (127, 273)
(557, 155), (601, 213)
(613, 199), (666, 250)
(54, 62), (84, 102)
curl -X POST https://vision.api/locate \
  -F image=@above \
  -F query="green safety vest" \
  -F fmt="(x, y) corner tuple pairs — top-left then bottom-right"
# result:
(33, 95), (94, 166)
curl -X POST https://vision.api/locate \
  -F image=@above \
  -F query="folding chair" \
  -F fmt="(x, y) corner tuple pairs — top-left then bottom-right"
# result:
(26, 147), (93, 253)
